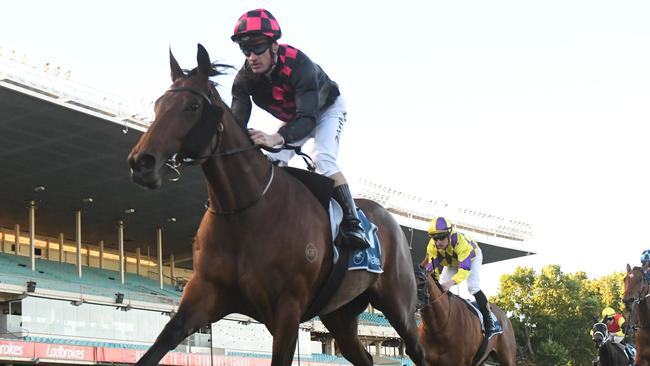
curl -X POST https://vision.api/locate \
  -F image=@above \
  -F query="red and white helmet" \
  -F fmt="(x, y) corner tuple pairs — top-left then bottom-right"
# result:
(231, 9), (282, 43)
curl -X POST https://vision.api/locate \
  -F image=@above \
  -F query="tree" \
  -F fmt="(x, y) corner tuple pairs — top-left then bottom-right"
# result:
(492, 265), (606, 365)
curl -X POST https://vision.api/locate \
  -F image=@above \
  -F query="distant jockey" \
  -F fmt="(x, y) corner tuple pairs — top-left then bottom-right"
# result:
(420, 216), (495, 336)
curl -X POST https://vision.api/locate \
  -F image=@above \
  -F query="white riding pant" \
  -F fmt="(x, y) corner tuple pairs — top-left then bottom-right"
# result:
(267, 96), (346, 177)
(609, 334), (624, 344)
(440, 248), (483, 295)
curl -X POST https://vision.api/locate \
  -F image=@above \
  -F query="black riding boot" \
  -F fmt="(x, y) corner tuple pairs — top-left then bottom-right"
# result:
(475, 290), (496, 336)
(332, 184), (369, 249)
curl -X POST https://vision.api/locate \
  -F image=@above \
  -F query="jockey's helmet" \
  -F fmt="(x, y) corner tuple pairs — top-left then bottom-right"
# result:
(641, 249), (650, 264)
(428, 217), (453, 236)
(601, 307), (616, 319)
(231, 9), (282, 44)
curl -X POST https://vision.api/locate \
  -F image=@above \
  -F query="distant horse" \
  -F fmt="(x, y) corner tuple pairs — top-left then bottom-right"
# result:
(591, 322), (630, 366)
(127, 44), (427, 366)
(415, 272), (516, 365)
(624, 264), (649, 366)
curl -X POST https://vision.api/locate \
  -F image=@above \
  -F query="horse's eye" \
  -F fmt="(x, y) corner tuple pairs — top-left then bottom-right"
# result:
(186, 103), (200, 112)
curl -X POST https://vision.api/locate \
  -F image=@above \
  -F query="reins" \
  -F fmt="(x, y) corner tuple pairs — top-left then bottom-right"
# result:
(424, 284), (451, 333)
(162, 86), (314, 216)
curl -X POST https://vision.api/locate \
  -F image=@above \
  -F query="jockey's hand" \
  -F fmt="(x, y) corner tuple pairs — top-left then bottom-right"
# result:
(441, 281), (455, 292)
(424, 262), (434, 272)
(248, 129), (284, 148)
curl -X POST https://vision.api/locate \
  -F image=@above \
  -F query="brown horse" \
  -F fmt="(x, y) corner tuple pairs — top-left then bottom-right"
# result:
(416, 272), (516, 365)
(624, 264), (649, 366)
(127, 44), (427, 366)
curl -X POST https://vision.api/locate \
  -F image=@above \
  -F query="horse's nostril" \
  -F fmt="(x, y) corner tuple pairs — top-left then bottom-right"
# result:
(133, 154), (156, 172)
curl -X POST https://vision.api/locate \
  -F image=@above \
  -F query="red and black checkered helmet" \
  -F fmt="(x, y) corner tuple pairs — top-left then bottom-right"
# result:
(231, 9), (282, 43)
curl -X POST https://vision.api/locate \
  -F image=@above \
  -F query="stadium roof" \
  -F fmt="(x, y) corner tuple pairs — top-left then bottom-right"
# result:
(0, 62), (533, 269)
(0, 82), (204, 263)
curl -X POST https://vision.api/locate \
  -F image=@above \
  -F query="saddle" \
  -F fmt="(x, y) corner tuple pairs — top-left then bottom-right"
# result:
(610, 341), (636, 365)
(454, 294), (504, 366)
(283, 167), (383, 322)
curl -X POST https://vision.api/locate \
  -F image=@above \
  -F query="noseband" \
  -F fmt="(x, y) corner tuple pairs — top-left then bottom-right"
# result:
(163, 86), (274, 215)
(592, 324), (608, 348)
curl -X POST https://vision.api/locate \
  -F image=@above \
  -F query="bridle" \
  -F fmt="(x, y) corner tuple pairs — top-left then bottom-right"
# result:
(623, 268), (650, 332)
(592, 323), (609, 348)
(162, 86), (274, 216)
(417, 275), (451, 333)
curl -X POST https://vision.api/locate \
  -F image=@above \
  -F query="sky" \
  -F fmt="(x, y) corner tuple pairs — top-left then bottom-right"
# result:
(2, 0), (650, 297)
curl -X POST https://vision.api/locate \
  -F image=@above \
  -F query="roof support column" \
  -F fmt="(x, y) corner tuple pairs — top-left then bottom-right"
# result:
(117, 220), (125, 285)
(29, 200), (36, 271)
(14, 224), (20, 256)
(170, 254), (175, 285)
(58, 233), (64, 262)
(157, 227), (163, 289)
(135, 247), (141, 275)
(99, 240), (104, 269)
(75, 210), (82, 278)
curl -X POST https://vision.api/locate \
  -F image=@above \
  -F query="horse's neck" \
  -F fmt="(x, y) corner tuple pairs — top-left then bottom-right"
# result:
(639, 296), (650, 325)
(602, 342), (626, 364)
(202, 106), (271, 214)
(424, 280), (451, 329)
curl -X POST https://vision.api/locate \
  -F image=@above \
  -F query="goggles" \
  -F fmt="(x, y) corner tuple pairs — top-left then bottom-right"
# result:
(240, 43), (270, 57)
(430, 233), (448, 241)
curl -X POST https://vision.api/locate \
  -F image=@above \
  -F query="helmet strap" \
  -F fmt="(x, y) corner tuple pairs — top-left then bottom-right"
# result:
(264, 42), (279, 76)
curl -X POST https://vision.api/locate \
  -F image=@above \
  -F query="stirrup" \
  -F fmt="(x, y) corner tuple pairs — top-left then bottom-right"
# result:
(342, 229), (369, 249)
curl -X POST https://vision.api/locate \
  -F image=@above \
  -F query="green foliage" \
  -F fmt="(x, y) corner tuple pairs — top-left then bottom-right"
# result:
(537, 339), (570, 366)
(492, 265), (624, 365)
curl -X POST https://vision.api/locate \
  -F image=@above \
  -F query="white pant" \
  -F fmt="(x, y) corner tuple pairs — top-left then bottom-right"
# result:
(440, 248), (483, 295)
(267, 96), (346, 177)
(609, 334), (624, 344)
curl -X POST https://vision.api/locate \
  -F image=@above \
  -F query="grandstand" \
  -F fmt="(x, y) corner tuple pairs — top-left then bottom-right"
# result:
(0, 48), (533, 365)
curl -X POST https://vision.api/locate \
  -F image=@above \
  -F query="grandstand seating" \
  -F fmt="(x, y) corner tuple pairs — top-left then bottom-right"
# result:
(24, 335), (149, 350)
(358, 312), (392, 327)
(0, 252), (181, 304)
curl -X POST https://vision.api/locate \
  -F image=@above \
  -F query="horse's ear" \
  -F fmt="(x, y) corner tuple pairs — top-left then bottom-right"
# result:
(627, 263), (632, 272)
(197, 43), (211, 77)
(170, 48), (183, 82)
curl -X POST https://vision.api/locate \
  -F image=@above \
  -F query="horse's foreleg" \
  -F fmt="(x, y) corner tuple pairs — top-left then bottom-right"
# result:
(136, 277), (226, 366)
(320, 296), (374, 366)
(269, 301), (302, 366)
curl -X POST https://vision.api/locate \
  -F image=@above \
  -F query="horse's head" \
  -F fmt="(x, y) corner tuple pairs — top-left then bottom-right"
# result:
(128, 44), (231, 189)
(592, 322), (609, 347)
(624, 264), (647, 305)
(623, 264), (647, 330)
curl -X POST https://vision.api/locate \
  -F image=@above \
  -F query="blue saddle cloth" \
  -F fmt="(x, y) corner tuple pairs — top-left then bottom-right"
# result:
(468, 300), (503, 335)
(330, 205), (383, 274)
(347, 209), (383, 273)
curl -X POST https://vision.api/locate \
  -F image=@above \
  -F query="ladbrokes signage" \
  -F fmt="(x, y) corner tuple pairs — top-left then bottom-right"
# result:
(0, 340), (34, 358)
(34, 343), (94, 361)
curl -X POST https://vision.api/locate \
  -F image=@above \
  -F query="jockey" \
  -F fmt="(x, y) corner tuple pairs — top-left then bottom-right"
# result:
(602, 307), (625, 343)
(601, 307), (637, 364)
(641, 249), (650, 282)
(420, 216), (495, 336)
(230, 8), (368, 249)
